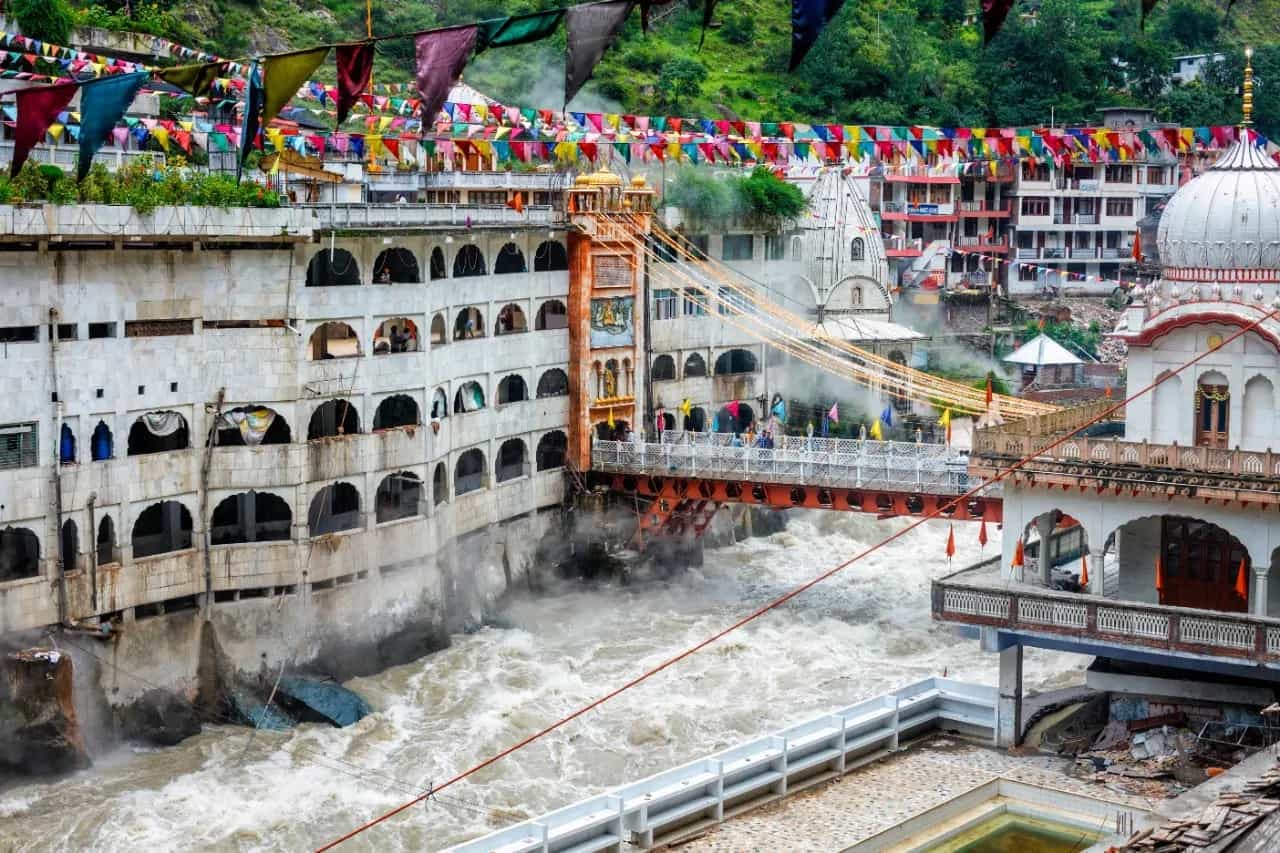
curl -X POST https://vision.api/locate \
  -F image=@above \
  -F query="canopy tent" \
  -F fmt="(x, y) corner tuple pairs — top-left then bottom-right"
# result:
(1003, 333), (1082, 367)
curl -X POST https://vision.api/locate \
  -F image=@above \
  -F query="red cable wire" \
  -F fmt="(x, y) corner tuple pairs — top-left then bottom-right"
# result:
(317, 307), (1279, 851)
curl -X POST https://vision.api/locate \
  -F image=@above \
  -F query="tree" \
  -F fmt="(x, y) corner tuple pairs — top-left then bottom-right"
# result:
(12, 0), (75, 44)
(657, 57), (709, 110)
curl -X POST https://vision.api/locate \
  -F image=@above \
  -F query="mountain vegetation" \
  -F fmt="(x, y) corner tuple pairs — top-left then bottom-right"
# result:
(37, 0), (1280, 137)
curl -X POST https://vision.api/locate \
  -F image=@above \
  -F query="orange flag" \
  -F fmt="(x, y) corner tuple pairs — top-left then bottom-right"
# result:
(1236, 557), (1249, 601)
(506, 193), (525, 214)
(1079, 552), (1089, 589)
(978, 517), (988, 548)
(1132, 228), (1143, 262)
(1012, 538), (1024, 568)
(985, 374), (993, 406)
(1155, 555), (1164, 595)
(946, 525), (956, 561)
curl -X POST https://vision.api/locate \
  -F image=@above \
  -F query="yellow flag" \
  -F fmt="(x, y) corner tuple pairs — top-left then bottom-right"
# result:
(870, 419), (883, 440)
(607, 409), (616, 429)
(679, 398), (692, 417)
(939, 408), (951, 427)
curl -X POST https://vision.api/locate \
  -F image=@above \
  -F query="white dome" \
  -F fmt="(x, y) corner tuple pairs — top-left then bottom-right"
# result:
(799, 169), (890, 309)
(1157, 137), (1280, 272)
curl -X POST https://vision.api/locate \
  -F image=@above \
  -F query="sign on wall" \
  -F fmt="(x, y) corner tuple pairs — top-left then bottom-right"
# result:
(594, 255), (633, 289)
(590, 296), (634, 347)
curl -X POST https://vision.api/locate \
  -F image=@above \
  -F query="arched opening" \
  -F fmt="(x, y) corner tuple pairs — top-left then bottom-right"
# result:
(373, 318), (420, 354)
(595, 420), (630, 440)
(376, 472), (423, 523)
(495, 304), (528, 335)
(1244, 375), (1275, 448)
(1107, 516), (1249, 613)
(533, 240), (568, 271)
(652, 355), (676, 381)
(494, 242), (527, 274)
(536, 430), (567, 470)
(536, 368), (569, 398)
(1152, 371), (1183, 444)
(715, 403), (755, 433)
(0, 527), (40, 582)
(373, 394), (420, 430)
(429, 246), (446, 280)
(1017, 509), (1089, 591)
(850, 237), (865, 261)
(535, 299), (568, 330)
(432, 462), (448, 505)
(1195, 371), (1230, 448)
(658, 412), (676, 431)
(60, 519), (78, 574)
(851, 285), (863, 307)
(308, 321), (361, 360)
(211, 491), (292, 545)
(308, 400), (360, 440)
(455, 448), (486, 496)
(454, 307), (484, 341)
(132, 501), (193, 559)
(600, 358), (623, 399)
(307, 248), (361, 286)
(685, 406), (707, 432)
(309, 482), (362, 535)
(715, 349), (758, 375)
(453, 244), (487, 278)
(454, 381), (486, 414)
(216, 406), (291, 446)
(497, 374), (528, 404)
(372, 247), (419, 283)
(430, 388), (449, 420)
(496, 438), (528, 482)
(97, 516), (118, 565)
(127, 411), (189, 456)
(91, 420), (113, 461)
(60, 423), (76, 464)
(888, 350), (911, 413)
(684, 353), (707, 378)
(430, 313), (448, 346)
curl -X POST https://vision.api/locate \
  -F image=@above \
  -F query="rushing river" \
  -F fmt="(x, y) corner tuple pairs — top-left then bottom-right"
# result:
(0, 511), (1080, 851)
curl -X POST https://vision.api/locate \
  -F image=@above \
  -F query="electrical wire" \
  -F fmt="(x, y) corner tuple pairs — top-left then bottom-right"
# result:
(316, 301), (1280, 850)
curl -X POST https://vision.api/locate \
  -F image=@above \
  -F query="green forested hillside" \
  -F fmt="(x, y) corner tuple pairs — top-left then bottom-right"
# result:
(34, 0), (1280, 135)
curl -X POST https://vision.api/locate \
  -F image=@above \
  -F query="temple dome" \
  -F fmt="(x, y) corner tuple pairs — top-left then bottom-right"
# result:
(1157, 134), (1280, 272)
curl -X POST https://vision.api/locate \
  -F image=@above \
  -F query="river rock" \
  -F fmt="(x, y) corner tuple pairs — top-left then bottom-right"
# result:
(0, 648), (91, 775)
(117, 688), (202, 747)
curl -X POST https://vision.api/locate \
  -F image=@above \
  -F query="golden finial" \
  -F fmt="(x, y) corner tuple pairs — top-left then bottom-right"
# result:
(1243, 46), (1254, 128)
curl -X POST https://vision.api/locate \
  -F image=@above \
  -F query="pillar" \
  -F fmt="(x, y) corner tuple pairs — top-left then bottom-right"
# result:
(1251, 570), (1269, 617)
(1088, 548), (1106, 596)
(1036, 514), (1054, 587)
(996, 643), (1023, 748)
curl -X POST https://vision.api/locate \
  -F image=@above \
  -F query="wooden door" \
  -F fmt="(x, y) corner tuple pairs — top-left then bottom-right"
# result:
(1195, 385), (1229, 448)
(1159, 517), (1247, 612)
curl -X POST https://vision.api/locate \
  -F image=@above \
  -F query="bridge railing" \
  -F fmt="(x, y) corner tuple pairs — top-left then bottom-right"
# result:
(594, 437), (980, 495)
(441, 677), (996, 853)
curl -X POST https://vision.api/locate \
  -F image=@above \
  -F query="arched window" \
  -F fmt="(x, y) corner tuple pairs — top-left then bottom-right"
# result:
(851, 285), (863, 306)
(97, 516), (118, 566)
(91, 420), (113, 461)
(454, 381), (485, 414)
(495, 304), (528, 335)
(430, 313), (447, 345)
(372, 247), (419, 283)
(308, 400), (360, 440)
(127, 411), (189, 455)
(714, 349), (758, 375)
(61, 519), (78, 574)
(373, 394), (420, 430)
(432, 462), (448, 506)
(0, 527), (40, 582)
(210, 491), (292, 544)
(684, 353), (707, 378)
(132, 500), (193, 558)
(455, 448), (486, 496)
(685, 406), (707, 432)
(494, 242), (527, 274)
(535, 299), (568, 330)
(454, 307), (484, 340)
(496, 438), (528, 482)
(453, 244), (487, 278)
(429, 246), (446, 280)
(533, 240), (568, 271)
(850, 237), (865, 261)
(658, 412), (676, 431)
(715, 402), (754, 433)
(536, 430), (567, 470)
(652, 355), (676, 381)
(60, 423), (76, 464)
(431, 388), (449, 420)
(306, 248), (361, 286)
(309, 482), (362, 535)
(537, 368), (569, 398)
(215, 406), (290, 446)
(790, 235), (803, 261)
(497, 374), (528, 404)
(308, 321), (361, 360)
(373, 318), (420, 355)
(375, 472), (423, 523)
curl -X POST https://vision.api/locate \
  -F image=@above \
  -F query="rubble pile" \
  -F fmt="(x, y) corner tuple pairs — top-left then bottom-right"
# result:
(1118, 764), (1280, 850)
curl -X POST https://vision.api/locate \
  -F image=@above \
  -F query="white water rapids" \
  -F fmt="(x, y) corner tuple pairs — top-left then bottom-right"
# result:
(0, 512), (1081, 851)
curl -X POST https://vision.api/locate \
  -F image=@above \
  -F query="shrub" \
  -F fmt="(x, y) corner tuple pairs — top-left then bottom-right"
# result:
(737, 166), (806, 221)
(719, 11), (756, 45)
(11, 0), (75, 44)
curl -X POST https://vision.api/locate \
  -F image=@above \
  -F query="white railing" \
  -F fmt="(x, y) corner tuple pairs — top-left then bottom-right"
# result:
(442, 678), (996, 853)
(1179, 616), (1256, 651)
(1017, 598), (1087, 629)
(305, 203), (559, 229)
(593, 434), (979, 496)
(1097, 607), (1169, 640)
(944, 589), (1011, 619)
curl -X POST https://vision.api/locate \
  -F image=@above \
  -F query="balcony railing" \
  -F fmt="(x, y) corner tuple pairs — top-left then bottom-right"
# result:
(304, 203), (561, 230)
(421, 170), (564, 190)
(975, 432), (1280, 481)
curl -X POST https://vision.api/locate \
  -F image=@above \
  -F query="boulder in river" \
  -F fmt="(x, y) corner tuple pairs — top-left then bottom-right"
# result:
(0, 648), (91, 775)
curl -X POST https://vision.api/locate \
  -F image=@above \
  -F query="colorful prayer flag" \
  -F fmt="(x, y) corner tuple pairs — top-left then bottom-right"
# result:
(155, 61), (226, 98)
(827, 402), (839, 423)
(869, 419), (883, 440)
(1080, 552), (1089, 588)
(978, 517), (988, 548)
(238, 62), (264, 178)
(415, 26), (477, 124)
(790, 0), (845, 70)
(77, 71), (148, 180)
(1012, 537), (1024, 569)
(565, 0), (633, 106)
(982, 0), (1016, 43)
(263, 46), (330, 130)
(506, 193), (524, 214)
(1236, 557), (1249, 601)
(11, 81), (77, 177)
(335, 42), (375, 127)
(477, 9), (565, 50)
(680, 398), (692, 417)
(945, 525), (956, 560)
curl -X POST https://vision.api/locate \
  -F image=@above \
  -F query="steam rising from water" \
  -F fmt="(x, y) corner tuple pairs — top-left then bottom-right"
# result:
(0, 512), (1079, 851)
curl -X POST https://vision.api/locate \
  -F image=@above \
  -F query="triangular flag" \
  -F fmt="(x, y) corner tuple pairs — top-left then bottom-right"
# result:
(477, 9), (566, 50)
(982, 0), (1016, 43)
(156, 61), (226, 98)
(1079, 552), (1089, 589)
(869, 419), (883, 440)
(1154, 555), (1164, 595)
(1012, 537), (1025, 568)
(945, 525), (956, 560)
(564, 0), (634, 106)
(238, 62), (264, 179)
(679, 398), (692, 417)
(1236, 557), (1248, 601)
(506, 193), (524, 214)
(415, 26), (477, 123)
(790, 0), (845, 70)
(978, 517), (988, 548)
(77, 72), (149, 181)
(335, 42), (375, 127)
(827, 402), (839, 423)
(10, 81), (78, 177)
(263, 46), (329, 128)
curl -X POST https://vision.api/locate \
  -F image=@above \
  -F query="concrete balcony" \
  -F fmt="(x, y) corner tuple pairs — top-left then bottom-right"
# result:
(422, 171), (564, 190)
(305, 203), (563, 232)
(933, 557), (1280, 668)
(0, 204), (314, 243)
(957, 201), (1011, 217)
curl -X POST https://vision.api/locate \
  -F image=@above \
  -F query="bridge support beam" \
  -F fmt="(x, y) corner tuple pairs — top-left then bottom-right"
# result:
(996, 642), (1023, 748)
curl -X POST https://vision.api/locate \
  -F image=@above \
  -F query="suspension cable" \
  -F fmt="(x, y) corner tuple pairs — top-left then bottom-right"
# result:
(316, 297), (1280, 850)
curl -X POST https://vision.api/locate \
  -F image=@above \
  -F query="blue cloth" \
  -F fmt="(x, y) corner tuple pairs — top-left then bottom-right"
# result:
(790, 0), (846, 70)
(238, 63), (264, 179)
(880, 405), (894, 428)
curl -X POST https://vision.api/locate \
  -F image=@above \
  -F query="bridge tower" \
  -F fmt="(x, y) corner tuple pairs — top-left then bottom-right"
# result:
(565, 169), (656, 471)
